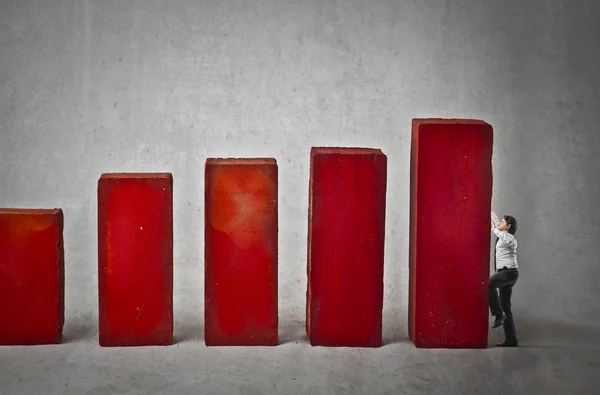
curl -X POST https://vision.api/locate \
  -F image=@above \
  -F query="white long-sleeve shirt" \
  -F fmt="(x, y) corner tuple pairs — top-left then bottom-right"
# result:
(493, 228), (518, 270)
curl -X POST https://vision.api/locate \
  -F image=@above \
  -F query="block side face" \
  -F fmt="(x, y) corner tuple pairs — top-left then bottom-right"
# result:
(309, 152), (386, 347)
(99, 173), (172, 180)
(56, 209), (65, 339)
(205, 163), (278, 346)
(98, 177), (173, 346)
(412, 118), (490, 126)
(413, 122), (492, 348)
(311, 147), (384, 156)
(306, 150), (315, 340)
(206, 158), (277, 165)
(0, 208), (62, 215)
(0, 211), (63, 344)
(408, 124), (419, 342)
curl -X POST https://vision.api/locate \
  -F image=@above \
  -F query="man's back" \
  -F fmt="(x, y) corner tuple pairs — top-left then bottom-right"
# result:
(494, 228), (518, 269)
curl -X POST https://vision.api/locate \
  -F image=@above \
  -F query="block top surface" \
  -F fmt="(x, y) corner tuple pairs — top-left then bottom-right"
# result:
(99, 173), (172, 180)
(0, 208), (62, 216)
(412, 118), (490, 128)
(311, 147), (384, 156)
(206, 158), (277, 165)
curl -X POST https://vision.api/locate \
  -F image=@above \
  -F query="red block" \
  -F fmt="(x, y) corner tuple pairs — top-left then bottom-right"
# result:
(98, 173), (173, 346)
(204, 159), (278, 346)
(0, 209), (64, 345)
(307, 147), (387, 347)
(409, 119), (493, 348)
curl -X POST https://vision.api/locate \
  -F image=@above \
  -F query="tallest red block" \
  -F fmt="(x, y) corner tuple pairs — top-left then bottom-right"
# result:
(409, 119), (493, 348)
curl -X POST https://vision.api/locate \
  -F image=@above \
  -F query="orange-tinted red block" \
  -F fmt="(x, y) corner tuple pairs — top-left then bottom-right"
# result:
(409, 119), (493, 348)
(0, 209), (64, 345)
(307, 148), (387, 347)
(98, 173), (173, 346)
(204, 159), (278, 346)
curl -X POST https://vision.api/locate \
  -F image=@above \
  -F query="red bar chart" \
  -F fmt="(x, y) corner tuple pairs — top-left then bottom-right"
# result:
(98, 173), (173, 346)
(307, 148), (387, 347)
(409, 119), (493, 348)
(0, 209), (64, 345)
(204, 159), (278, 346)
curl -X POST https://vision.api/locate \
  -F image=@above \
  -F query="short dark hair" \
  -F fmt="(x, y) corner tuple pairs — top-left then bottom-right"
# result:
(503, 215), (517, 235)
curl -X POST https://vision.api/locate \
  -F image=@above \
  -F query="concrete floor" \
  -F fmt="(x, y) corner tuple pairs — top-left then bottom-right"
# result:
(2, 314), (599, 395)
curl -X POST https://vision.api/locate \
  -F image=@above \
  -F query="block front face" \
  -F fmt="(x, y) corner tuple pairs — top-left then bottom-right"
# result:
(409, 119), (492, 348)
(205, 159), (278, 346)
(0, 209), (64, 345)
(98, 174), (173, 346)
(307, 148), (387, 347)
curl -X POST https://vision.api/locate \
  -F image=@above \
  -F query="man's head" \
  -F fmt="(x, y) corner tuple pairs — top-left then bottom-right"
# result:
(498, 215), (518, 235)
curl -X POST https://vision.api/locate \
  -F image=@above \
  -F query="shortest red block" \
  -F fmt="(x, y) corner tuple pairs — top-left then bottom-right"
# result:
(0, 208), (64, 345)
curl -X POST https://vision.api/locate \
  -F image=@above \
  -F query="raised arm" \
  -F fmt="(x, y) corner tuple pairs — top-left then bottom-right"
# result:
(492, 227), (516, 247)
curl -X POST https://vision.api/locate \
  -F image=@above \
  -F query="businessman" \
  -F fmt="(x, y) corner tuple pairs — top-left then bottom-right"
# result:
(489, 215), (519, 347)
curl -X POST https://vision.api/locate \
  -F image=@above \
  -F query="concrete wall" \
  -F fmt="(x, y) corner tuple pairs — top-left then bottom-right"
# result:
(1, 0), (599, 342)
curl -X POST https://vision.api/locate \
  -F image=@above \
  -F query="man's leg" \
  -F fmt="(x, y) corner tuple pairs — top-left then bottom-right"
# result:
(488, 272), (505, 318)
(488, 270), (514, 328)
(499, 272), (519, 344)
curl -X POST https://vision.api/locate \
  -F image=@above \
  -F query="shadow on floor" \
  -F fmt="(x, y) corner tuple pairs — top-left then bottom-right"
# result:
(512, 316), (600, 348)
(279, 319), (308, 345)
(62, 319), (95, 344)
(278, 319), (411, 347)
(173, 320), (204, 344)
(383, 337), (412, 347)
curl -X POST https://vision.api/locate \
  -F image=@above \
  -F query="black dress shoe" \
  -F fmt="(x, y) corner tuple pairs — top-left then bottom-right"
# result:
(496, 339), (518, 347)
(492, 314), (505, 328)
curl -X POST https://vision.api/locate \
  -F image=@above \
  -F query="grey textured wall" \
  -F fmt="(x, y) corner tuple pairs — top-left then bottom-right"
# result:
(1, 2), (600, 392)
(2, 0), (599, 335)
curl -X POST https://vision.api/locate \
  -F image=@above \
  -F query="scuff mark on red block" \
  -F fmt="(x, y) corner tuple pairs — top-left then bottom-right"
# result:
(409, 119), (493, 348)
(98, 173), (173, 346)
(0, 208), (64, 345)
(307, 147), (387, 347)
(205, 159), (278, 346)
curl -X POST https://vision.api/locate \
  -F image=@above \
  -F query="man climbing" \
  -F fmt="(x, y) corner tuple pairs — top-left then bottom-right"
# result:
(489, 215), (519, 347)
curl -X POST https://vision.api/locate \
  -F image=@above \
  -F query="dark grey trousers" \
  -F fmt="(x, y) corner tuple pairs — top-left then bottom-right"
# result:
(489, 268), (519, 340)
